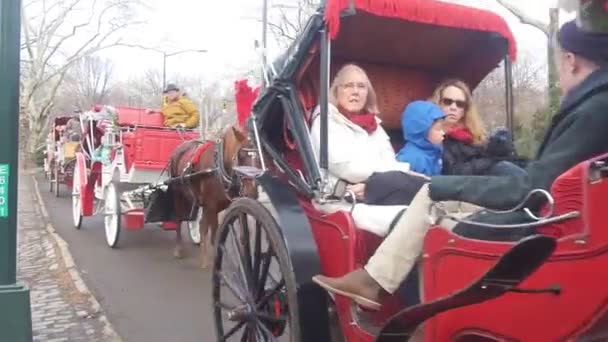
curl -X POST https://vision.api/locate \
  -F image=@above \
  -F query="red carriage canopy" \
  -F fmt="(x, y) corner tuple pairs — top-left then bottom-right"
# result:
(291, 0), (520, 128)
(325, 0), (517, 60)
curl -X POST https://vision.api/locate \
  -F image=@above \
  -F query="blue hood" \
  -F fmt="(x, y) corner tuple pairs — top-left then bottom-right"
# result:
(395, 101), (445, 176)
(402, 101), (445, 151)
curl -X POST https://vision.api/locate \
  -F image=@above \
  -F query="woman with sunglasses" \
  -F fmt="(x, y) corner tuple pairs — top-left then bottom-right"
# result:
(431, 79), (526, 177)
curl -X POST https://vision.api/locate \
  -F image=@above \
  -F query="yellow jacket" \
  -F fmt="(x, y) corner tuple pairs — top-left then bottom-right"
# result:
(161, 96), (200, 128)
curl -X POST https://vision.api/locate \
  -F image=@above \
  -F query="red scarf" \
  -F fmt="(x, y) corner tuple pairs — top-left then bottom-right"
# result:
(343, 112), (378, 134)
(447, 126), (474, 144)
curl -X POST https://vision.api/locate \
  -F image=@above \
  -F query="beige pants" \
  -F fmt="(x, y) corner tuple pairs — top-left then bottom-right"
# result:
(364, 184), (479, 293)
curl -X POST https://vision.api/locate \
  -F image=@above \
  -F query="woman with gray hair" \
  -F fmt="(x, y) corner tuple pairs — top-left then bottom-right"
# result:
(309, 63), (428, 238)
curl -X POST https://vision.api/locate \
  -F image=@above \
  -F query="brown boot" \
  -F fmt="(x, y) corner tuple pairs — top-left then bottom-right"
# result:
(312, 269), (386, 310)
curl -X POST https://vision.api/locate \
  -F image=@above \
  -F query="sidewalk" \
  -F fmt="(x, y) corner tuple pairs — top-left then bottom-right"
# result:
(17, 171), (119, 342)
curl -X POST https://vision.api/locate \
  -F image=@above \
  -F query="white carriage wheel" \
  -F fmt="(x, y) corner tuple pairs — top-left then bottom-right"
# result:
(104, 182), (122, 248)
(72, 164), (83, 229)
(187, 208), (202, 245)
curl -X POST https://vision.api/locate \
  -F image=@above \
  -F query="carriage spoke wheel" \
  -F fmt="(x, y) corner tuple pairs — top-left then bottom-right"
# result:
(187, 208), (202, 245)
(104, 182), (122, 248)
(213, 198), (301, 342)
(72, 164), (83, 229)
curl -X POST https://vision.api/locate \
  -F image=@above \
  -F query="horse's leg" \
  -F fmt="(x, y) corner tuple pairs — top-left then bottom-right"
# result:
(172, 190), (188, 259)
(200, 206), (216, 269)
(174, 224), (184, 259)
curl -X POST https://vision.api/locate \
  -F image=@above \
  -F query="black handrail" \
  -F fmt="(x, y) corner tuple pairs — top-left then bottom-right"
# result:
(319, 26), (330, 174)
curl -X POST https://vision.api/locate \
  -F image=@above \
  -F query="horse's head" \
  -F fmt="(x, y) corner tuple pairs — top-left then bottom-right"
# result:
(223, 124), (262, 198)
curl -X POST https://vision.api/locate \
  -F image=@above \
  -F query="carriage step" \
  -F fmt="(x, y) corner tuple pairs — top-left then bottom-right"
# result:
(349, 302), (382, 335)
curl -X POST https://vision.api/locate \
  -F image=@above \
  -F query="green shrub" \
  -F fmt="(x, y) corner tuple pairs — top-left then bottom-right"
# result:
(513, 107), (552, 159)
(32, 147), (46, 167)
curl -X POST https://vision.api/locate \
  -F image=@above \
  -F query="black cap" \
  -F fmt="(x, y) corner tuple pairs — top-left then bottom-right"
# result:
(558, 19), (608, 63)
(164, 83), (180, 93)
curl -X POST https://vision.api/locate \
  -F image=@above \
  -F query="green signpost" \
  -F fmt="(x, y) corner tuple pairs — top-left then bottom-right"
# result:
(0, 0), (34, 341)
(0, 164), (9, 218)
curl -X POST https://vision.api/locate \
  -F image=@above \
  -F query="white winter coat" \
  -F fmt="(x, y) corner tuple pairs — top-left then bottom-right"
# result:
(309, 104), (411, 236)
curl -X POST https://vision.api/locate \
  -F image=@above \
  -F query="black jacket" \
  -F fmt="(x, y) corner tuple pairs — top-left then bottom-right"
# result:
(429, 66), (608, 240)
(364, 171), (426, 205)
(442, 137), (496, 175)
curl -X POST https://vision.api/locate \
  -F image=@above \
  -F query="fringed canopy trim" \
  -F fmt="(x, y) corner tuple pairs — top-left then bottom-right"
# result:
(325, 0), (517, 61)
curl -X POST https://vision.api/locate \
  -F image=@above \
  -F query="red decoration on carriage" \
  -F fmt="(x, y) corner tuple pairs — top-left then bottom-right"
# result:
(234, 79), (261, 129)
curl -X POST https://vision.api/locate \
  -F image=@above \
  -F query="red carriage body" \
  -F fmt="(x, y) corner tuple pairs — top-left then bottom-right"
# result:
(72, 104), (200, 246)
(303, 154), (608, 341)
(218, 0), (608, 341)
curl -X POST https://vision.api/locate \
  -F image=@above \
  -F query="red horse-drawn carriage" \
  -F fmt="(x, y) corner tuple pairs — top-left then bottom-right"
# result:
(45, 115), (81, 197)
(71, 105), (202, 247)
(210, 0), (608, 341)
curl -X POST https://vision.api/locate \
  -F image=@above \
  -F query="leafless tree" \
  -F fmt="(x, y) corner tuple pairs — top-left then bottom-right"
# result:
(475, 52), (546, 127)
(180, 78), (236, 137)
(474, 52), (547, 157)
(495, 0), (560, 112)
(20, 0), (145, 156)
(62, 55), (114, 110)
(267, 0), (320, 49)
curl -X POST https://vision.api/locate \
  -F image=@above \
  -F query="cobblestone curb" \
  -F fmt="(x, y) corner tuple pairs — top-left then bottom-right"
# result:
(21, 172), (121, 341)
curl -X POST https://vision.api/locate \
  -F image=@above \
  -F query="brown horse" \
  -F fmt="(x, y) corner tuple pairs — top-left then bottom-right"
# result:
(167, 124), (261, 268)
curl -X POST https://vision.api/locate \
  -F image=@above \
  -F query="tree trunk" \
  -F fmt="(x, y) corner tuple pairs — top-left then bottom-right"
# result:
(26, 112), (46, 159)
(547, 8), (560, 112)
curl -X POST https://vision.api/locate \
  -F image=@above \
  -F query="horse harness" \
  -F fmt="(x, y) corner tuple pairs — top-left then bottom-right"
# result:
(179, 137), (258, 198)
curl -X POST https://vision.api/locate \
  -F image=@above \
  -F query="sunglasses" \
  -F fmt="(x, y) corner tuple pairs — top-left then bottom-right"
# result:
(440, 97), (467, 109)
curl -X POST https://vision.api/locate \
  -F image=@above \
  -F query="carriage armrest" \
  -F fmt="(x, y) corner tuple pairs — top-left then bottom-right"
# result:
(434, 187), (581, 230)
(440, 211), (580, 229)
(478, 188), (556, 221)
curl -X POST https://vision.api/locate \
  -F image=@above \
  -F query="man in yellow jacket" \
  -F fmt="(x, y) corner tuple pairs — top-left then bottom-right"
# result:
(161, 83), (200, 129)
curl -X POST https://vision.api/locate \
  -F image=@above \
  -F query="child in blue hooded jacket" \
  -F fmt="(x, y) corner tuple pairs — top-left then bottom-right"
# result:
(395, 101), (446, 176)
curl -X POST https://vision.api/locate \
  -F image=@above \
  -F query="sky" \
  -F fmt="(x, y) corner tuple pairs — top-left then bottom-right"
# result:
(99, 0), (576, 85)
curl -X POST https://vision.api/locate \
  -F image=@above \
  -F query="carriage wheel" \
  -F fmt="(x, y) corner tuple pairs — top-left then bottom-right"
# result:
(187, 208), (202, 245)
(212, 197), (301, 342)
(53, 165), (60, 197)
(104, 181), (122, 248)
(71, 164), (83, 229)
(49, 161), (55, 192)
(43, 158), (49, 180)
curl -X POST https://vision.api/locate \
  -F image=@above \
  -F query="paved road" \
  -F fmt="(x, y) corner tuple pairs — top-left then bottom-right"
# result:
(36, 174), (217, 342)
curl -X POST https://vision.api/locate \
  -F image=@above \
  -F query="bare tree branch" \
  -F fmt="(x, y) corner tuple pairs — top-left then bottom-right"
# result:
(267, 0), (319, 48)
(62, 56), (114, 109)
(496, 0), (549, 35)
(20, 0), (145, 156)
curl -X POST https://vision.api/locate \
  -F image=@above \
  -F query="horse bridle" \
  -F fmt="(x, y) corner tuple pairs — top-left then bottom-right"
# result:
(216, 136), (260, 197)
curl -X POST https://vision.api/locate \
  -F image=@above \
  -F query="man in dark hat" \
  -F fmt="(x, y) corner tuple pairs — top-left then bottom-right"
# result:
(312, 3), (608, 310)
(62, 106), (83, 142)
(160, 83), (200, 129)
